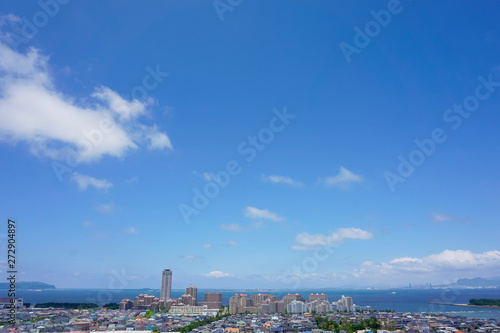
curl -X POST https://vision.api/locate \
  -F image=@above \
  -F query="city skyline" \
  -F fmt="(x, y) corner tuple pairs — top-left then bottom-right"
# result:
(1, 1), (500, 290)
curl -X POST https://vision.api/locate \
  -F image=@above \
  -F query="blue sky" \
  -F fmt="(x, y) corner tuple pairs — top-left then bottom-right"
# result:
(0, 0), (500, 290)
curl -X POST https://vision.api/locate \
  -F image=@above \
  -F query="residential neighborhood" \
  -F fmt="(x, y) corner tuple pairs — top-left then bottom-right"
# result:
(1, 306), (499, 333)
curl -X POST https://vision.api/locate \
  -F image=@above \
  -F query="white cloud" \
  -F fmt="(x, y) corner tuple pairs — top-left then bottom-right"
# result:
(220, 223), (244, 232)
(293, 227), (373, 250)
(87, 233), (111, 239)
(262, 174), (303, 186)
(352, 249), (500, 280)
(71, 172), (112, 191)
(290, 245), (312, 251)
(426, 249), (500, 269)
(245, 206), (284, 222)
(389, 257), (423, 264)
(140, 123), (172, 150)
(0, 15), (21, 43)
(322, 166), (363, 188)
(82, 221), (93, 228)
(94, 203), (114, 214)
(125, 226), (139, 234)
(202, 243), (213, 249)
(227, 240), (239, 247)
(181, 254), (204, 260)
(203, 271), (234, 278)
(431, 212), (470, 223)
(0, 41), (172, 164)
(203, 172), (216, 182)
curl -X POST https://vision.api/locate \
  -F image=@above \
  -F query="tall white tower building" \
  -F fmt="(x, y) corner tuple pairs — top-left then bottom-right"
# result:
(160, 269), (172, 301)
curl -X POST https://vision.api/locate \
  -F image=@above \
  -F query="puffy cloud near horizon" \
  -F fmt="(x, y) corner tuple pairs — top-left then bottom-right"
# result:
(321, 166), (363, 188)
(245, 206), (284, 222)
(262, 174), (303, 186)
(203, 271), (234, 278)
(352, 249), (500, 281)
(0, 40), (172, 165)
(293, 227), (374, 250)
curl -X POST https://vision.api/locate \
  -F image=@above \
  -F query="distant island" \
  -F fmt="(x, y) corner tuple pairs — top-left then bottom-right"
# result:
(470, 298), (500, 307)
(429, 298), (500, 309)
(0, 281), (56, 290)
(454, 277), (500, 287)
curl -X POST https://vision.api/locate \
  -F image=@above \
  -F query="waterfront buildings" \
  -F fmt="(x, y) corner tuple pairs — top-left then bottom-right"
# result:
(282, 293), (306, 307)
(118, 298), (133, 310)
(309, 293), (328, 303)
(133, 294), (161, 310)
(0, 298), (23, 308)
(287, 300), (308, 313)
(186, 286), (198, 304)
(180, 293), (195, 306)
(202, 292), (223, 309)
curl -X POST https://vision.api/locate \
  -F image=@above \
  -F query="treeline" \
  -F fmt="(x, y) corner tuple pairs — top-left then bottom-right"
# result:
(179, 313), (230, 333)
(35, 302), (99, 309)
(315, 316), (381, 333)
(469, 299), (500, 306)
(103, 303), (119, 309)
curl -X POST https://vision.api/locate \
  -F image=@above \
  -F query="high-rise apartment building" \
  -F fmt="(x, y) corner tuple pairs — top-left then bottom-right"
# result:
(160, 269), (172, 301)
(204, 292), (222, 309)
(283, 293), (305, 307)
(180, 294), (195, 306)
(186, 286), (198, 304)
(309, 293), (328, 303)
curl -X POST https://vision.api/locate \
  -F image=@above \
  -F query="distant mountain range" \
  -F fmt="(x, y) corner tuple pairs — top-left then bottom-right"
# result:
(454, 277), (500, 287)
(0, 281), (56, 290)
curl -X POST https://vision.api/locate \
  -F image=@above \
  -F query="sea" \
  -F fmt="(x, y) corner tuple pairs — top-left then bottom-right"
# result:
(7, 288), (500, 321)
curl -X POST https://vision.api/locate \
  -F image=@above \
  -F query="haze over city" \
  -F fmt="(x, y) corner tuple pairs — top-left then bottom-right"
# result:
(0, 1), (500, 290)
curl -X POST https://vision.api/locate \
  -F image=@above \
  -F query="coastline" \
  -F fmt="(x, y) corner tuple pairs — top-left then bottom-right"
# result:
(429, 302), (500, 310)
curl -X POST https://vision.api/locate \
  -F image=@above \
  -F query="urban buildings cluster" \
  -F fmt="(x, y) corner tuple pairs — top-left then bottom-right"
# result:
(229, 293), (369, 315)
(118, 269), (369, 316)
(119, 269), (223, 316)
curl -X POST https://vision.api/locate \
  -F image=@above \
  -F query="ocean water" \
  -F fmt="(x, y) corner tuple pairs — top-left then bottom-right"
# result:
(8, 288), (500, 320)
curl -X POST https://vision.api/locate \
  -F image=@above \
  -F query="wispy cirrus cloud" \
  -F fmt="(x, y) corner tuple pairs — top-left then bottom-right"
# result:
(71, 172), (112, 191)
(124, 226), (139, 234)
(321, 166), (363, 188)
(82, 221), (93, 228)
(245, 206), (284, 222)
(87, 233), (111, 239)
(431, 212), (472, 223)
(293, 227), (374, 251)
(220, 223), (245, 231)
(262, 174), (303, 186)
(94, 203), (114, 214)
